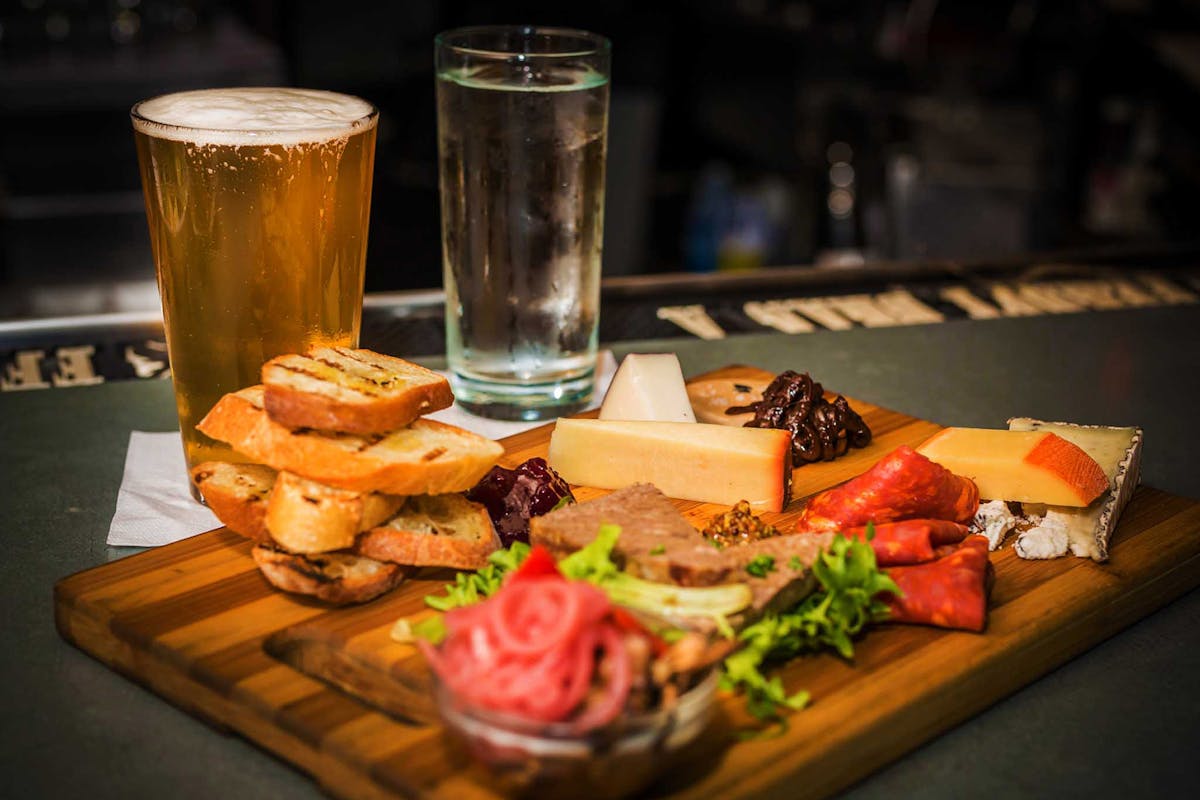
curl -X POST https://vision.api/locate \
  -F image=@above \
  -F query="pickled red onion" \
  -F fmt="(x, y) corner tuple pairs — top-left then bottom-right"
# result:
(490, 579), (583, 655)
(422, 558), (638, 730)
(572, 624), (633, 730)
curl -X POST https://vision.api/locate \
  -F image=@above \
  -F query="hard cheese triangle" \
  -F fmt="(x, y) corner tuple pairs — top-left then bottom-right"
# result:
(1007, 419), (1143, 560)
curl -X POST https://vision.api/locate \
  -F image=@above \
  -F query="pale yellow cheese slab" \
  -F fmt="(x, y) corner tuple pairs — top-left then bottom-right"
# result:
(547, 418), (791, 511)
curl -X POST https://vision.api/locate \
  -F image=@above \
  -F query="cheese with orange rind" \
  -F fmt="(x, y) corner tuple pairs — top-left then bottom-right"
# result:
(916, 427), (1108, 508)
(1007, 418), (1143, 561)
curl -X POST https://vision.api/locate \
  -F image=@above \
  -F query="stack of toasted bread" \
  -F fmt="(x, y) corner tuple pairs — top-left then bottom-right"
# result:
(192, 347), (504, 604)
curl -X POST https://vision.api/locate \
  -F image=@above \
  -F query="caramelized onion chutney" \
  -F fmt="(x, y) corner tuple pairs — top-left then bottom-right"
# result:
(728, 371), (872, 464)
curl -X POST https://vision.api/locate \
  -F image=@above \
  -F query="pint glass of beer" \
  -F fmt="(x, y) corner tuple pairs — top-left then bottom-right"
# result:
(436, 27), (610, 420)
(132, 89), (377, 496)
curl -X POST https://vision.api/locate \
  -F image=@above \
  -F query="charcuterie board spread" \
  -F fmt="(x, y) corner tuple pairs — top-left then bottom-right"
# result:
(56, 362), (1200, 800)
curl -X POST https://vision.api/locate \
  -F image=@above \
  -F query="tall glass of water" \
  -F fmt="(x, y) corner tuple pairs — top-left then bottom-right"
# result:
(436, 26), (610, 420)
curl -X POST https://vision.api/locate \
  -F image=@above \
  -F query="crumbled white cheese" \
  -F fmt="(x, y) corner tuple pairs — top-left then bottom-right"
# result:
(971, 499), (1020, 551)
(1013, 511), (1071, 559)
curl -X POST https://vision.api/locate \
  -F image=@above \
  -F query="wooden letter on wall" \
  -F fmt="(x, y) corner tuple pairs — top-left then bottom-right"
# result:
(52, 346), (104, 388)
(1, 350), (51, 391)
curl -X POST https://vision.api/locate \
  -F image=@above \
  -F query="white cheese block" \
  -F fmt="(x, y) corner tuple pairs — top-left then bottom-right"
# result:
(547, 418), (792, 511)
(599, 353), (696, 423)
(1007, 418), (1143, 561)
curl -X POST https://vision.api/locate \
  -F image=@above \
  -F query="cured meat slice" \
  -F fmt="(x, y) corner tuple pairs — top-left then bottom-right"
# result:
(836, 519), (970, 566)
(794, 446), (979, 534)
(882, 535), (991, 631)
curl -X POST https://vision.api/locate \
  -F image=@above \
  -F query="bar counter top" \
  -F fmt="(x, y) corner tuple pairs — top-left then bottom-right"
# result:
(2, 305), (1198, 798)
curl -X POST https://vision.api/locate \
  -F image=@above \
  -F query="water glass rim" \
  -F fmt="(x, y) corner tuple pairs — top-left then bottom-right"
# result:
(435, 25), (611, 59)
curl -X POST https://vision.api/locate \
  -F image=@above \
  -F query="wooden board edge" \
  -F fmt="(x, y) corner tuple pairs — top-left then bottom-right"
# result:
(56, 601), (417, 800)
(693, 541), (1200, 800)
(263, 628), (439, 726)
(56, 529), (1200, 800)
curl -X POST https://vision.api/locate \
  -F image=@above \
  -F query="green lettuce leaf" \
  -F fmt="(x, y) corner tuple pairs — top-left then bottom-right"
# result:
(723, 533), (899, 722)
(424, 541), (531, 610)
(557, 523), (622, 582)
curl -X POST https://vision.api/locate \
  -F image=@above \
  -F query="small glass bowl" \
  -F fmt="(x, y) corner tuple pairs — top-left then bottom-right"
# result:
(433, 668), (719, 799)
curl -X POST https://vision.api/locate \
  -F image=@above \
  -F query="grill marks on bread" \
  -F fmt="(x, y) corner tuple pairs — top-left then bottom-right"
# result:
(262, 347), (454, 434)
(279, 348), (405, 398)
(195, 459), (500, 577)
(252, 545), (410, 605)
(191, 461), (277, 544)
(197, 387), (502, 496)
(265, 471), (404, 554)
(356, 494), (500, 570)
(272, 362), (385, 399)
(421, 447), (447, 462)
(194, 347), (505, 603)
(193, 461), (404, 553)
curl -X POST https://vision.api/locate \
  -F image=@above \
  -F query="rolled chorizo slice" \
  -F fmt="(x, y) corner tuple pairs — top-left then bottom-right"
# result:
(794, 446), (979, 534)
(882, 535), (991, 632)
(833, 519), (970, 566)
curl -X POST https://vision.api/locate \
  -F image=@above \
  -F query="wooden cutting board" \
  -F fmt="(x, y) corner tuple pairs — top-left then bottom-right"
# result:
(55, 366), (1200, 800)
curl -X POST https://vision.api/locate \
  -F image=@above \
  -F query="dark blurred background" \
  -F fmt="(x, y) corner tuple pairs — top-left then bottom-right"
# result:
(2, 0), (1199, 320)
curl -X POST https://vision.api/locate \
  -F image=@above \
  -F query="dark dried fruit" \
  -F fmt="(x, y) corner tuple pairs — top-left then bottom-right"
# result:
(729, 371), (872, 465)
(466, 457), (575, 547)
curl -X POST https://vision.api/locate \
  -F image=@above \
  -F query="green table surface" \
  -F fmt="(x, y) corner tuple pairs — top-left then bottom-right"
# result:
(3, 306), (1198, 798)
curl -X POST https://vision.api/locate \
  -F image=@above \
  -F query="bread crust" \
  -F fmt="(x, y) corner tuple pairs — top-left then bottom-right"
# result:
(357, 494), (500, 570)
(262, 347), (454, 434)
(265, 471), (403, 554)
(252, 545), (410, 605)
(197, 386), (503, 495)
(191, 461), (277, 543)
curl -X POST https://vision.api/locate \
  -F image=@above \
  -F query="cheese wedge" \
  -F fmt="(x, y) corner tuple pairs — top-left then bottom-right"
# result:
(917, 427), (1108, 507)
(548, 418), (792, 511)
(599, 353), (696, 423)
(1007, 418), (1142, 561)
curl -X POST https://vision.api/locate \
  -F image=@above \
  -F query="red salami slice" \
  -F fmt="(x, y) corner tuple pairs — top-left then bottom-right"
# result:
(836, 519), (970, 566)
(794, 446), (979, 534)
(882, 535), (991, 631)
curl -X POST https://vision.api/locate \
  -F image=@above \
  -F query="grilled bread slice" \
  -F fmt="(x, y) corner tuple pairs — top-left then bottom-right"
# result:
(191, 461), (277, 543)
(356, 494), (500, 570)
(266, 471), (404, 554)
(252, 545), (410, 605)
(192, 461), (404, 554)
(197, 386), (503, 495)
(262, 347), (453, 434)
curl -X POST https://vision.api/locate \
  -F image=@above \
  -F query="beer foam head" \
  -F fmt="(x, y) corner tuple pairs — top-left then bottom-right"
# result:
(132, 88), (376, 146)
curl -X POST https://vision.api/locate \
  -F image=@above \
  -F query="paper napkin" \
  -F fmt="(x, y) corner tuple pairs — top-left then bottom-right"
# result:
(106, 351), (618, 547)
(107, 431), (221, 547)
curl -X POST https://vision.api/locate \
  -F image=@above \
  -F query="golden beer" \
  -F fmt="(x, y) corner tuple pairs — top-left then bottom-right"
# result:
(132, 89), (377, 488)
